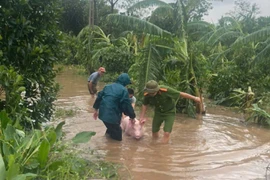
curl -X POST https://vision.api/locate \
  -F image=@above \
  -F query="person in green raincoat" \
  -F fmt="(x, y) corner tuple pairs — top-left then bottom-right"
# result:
(93, 73), (136, 141)
(139, 80), (201, 143)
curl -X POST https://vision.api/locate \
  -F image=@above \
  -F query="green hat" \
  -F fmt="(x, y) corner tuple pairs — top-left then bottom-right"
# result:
(144, 80), (160, 93)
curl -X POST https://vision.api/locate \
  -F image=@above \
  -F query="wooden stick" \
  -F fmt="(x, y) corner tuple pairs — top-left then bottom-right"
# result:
(199, 88), (205, 115)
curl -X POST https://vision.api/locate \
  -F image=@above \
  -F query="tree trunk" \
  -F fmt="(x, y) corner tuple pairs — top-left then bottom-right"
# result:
(89, 0), (94, 27)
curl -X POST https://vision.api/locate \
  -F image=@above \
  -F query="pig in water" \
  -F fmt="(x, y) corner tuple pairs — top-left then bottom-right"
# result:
(121, 116), (145, 140)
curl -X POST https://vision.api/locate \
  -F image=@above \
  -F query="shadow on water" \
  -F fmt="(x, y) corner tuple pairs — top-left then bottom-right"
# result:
(55, 67), (270, 180)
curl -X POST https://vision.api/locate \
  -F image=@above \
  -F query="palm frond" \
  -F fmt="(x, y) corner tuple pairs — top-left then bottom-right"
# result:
(248, 104), (270, 124)
(131, 37), (164, 95)
(92, 46), (113, 61)
(165, 56), (186, 67)
(77, 25), (100, 39)
(92, 26), (111, 43)
(155, 44), (173, 50)
(127, 0), (171, 12)
(77, 26), (89, 36)
(187, 21), (214, 31)
(198, 30), (215, 43)
(207, 27), (229, 45)
(254, 43), (270, 61)
(144, 44), (161, 83)
(174, 39), (188, 60)
(141, 49), (160, 94)
(94, 41), (112, 47)
(119, 31), (133, 37)
(232, 27), (270, 48)
(107, 14), (171, 37)
(212, 31), (242, 46)
(210, 48), (232, 66)
(255, 37), (270, 48)
(149, 5), (174, 20)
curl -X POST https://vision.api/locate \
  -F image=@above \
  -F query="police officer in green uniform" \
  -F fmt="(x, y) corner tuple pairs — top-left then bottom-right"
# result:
(139, 80), (201, 143)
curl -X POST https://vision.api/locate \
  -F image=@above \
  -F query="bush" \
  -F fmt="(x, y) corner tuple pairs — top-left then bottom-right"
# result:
(0, 0), (62, 129)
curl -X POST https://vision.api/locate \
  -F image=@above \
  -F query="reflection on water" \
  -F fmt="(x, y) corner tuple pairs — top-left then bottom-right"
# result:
(55, 67), (270, 180)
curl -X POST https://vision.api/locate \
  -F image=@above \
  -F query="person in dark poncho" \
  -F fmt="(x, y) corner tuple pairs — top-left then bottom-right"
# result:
(93, 73), (136, 141)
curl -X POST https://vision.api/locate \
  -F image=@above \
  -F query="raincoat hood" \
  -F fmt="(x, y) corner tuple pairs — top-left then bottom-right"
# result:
(93, 72), (136, 124)
(116, 73), (131, 86)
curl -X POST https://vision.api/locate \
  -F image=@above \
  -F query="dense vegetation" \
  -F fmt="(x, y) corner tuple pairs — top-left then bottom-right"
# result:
(60, 0), (270, 119)
(0, 0), (270, 179)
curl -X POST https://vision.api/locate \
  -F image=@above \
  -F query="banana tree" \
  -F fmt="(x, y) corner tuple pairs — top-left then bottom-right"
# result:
(77, 25), (137, 74)
(108, 0), (212, 115)
(206, 25), (270, 76)
(198, 16), (244, 69)
(129, 34), (174, 97)
(76, 26), (100, 73)
(205, 19), (270, 118)
(231, 26), (270, 60)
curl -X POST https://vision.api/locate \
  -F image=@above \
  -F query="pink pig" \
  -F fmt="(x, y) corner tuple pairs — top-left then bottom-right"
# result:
(121, 116), (145, 140)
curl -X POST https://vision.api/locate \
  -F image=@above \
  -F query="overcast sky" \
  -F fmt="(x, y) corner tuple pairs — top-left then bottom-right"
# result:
(118, 0), (270, 23)
(155, 0), (270, 23)
(203, 0), (270, 23)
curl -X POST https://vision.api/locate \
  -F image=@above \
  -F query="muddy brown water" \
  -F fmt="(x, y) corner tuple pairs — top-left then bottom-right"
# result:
(55, 67), (270, 180)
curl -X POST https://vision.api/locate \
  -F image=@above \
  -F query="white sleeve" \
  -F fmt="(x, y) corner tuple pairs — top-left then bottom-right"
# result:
(132, 96), (136, 103)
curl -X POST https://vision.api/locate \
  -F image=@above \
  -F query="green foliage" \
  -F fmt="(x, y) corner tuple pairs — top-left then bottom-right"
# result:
(95, 0), (120, 36)
(72, 131), (96, 144)
(0, 0), (62, 129)
(232, 27), (270, 47)
(199, 4), (270, 124)
(0, 66), (29, 128)
(149, 6), (175, 33)
(46, 153), (119, 180)
(227, 0), (259, 33)
(59, 0), (120, 36)
(58, 0), (270, 123)
(129, 35), (169, 98)
(59, 0), (88, 35)
(91, 161), (119, 179)
(101, 73), (119, 83)
(0, 154), (6, 180)
(76, 26), (102, 73)
(208, 64), (244, 103)
(207, 43), (270, 112)
(0, 111), (58, 179)
(77, 25), (136, 74)
(247, 104), (270, 125)
(256, 16), (270, 31)
(244, 92), (270, 124)
(59, 33), (80, 65)
(55, 121), (65, 141)
(46, 152), (88, 179)
(107, 14), (171, 37)
(108, 0), (214, 116)
(0, 110), (119, 179)
(54, 108), (77, 119)
(100, 46), (135, 73)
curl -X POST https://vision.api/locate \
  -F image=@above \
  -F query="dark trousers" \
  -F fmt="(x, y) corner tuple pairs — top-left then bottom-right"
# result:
(103, 121), (122, 141)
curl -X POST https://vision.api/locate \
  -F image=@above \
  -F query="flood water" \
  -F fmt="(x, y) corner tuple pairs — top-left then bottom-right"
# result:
(55, 67), (270, 180)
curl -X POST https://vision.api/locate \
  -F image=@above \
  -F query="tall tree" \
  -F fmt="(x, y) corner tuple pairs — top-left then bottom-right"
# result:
(107, 0), (119, 13)
(89, 0), (95, 26)
(227, 0), (260, 33)
(60, 0), (88, 35)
